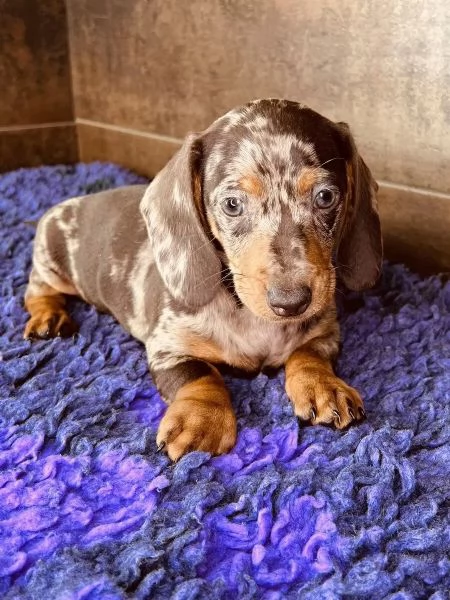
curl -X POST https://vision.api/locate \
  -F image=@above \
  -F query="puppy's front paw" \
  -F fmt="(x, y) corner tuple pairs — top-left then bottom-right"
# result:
(156, 398), (237, 461)
(286, 368), (365, 429)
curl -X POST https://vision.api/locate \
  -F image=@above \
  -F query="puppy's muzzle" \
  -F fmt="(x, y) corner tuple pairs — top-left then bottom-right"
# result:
(267, 285), (312, 317)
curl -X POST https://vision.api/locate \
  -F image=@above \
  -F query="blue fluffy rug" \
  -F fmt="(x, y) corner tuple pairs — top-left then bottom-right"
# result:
(0, 163), (449, 600)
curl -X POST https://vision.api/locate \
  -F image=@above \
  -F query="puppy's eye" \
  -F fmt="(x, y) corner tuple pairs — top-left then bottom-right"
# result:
(314, 189), (338, 209)
(222, 197), (244, 217)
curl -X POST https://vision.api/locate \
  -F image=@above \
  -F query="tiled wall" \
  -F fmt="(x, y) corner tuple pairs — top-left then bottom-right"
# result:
(0, 0), (77, 171)
(0, 1), (449, 271)
(66, 0), (450, 272)
(67, 0), (449, 195)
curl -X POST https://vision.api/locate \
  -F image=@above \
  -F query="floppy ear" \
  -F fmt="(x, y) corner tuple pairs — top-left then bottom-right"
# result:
(140, 133), (221, 308)
(335, 123), (383, 291)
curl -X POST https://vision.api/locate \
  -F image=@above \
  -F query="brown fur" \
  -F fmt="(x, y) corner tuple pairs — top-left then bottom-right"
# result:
(297, 167), (320, 196)
(232, 235), (273, 319)
(24, 293), (78, 339)
(182, 332), (261, 371)
(304, 233), (331, 274)
(285, 348), (364, 428)
(303, 234), (335, 307)
(156, 372), (237, 461)
(23, 99), (382, 460)
(207, 217), (223, 245)
(344, 162), (355, 221)
(182, 333), (225, 365)
(193, 170), (208, 228)
(239, 174), (265, 197)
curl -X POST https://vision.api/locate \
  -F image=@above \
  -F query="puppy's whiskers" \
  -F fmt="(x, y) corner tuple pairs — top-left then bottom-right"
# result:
(184, 233), (217, 260)
(316, 157), (345, 169)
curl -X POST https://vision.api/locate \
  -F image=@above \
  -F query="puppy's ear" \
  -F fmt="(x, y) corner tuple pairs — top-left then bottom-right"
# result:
(140, 133), (221, 308)
(335, 122), (383, 290)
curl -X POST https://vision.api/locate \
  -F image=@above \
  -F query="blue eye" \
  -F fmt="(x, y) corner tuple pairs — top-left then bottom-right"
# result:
(222, 197), (244, 217)
(314, 189), (338, 209)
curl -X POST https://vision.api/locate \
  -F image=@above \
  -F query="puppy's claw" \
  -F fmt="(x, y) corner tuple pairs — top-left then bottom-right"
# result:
(156, 441), (166, 453)
(156, 397), (237, 461)
(24, 309), (78, 340)
(358, 407), (366, 419)
(287, 369), (364, 430)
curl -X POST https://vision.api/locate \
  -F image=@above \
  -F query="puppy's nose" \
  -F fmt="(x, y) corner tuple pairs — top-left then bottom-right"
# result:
(267, 285), (312, 317)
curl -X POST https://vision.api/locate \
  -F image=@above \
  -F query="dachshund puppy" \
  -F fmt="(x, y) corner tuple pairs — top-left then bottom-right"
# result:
(24, 99), (382, 460)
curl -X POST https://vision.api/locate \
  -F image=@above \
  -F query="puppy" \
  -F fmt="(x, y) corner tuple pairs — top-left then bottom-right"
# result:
(24, 99), (382, 460)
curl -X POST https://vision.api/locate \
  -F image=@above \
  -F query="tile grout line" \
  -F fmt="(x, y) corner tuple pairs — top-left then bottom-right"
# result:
(76, 120), (450, 198)
(0, 122), (75, 132)
(2, 119), (448, 199)
(377, 180), (450, 200)
(75, 118), (183, 145)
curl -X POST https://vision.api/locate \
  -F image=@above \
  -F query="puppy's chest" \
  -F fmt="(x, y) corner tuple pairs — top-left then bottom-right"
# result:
(191, 303), (304, 370)
(227, 319), (300, 369)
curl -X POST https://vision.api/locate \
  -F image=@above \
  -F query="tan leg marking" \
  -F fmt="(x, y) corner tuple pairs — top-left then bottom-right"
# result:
(24, 288), (78, 340)
(285, 349), (365, 428)
(156, 369), (237, 461)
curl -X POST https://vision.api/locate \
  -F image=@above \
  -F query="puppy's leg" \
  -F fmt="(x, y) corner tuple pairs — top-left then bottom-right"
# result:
(285, 349), (365, 429)
(24, 267), (78, 339)
(151, 359), (237, 461)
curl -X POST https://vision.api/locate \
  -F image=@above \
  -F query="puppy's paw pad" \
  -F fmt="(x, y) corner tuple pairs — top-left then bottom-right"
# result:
(288, 370), (364, 429)
(156, 398), (237, 461)
(24, 311), (78, 340)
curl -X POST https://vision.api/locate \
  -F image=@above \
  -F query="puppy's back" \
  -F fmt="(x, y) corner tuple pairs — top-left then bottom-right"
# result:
(33, 185), (161, 335)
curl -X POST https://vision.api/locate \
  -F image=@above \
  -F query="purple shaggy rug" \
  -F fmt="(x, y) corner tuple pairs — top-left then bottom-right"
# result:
(0, 163), (449, 600)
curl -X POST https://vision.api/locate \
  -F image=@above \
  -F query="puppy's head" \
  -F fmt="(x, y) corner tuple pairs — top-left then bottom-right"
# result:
(141, 99), (382, 318)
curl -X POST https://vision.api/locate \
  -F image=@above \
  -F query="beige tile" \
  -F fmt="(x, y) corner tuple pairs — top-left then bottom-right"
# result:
(0, 0), (73, 127)
(377, 183), (450, 274)
(67, 0), (450, 192)
(76, 121), (180, 177)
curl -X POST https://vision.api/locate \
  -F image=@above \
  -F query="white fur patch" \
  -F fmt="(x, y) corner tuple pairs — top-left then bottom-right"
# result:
(31, 197), (83, 297)
(127, 239), (155, 340)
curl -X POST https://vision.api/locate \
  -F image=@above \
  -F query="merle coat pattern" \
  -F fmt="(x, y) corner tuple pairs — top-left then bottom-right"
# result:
(24, 99), (382, 460)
